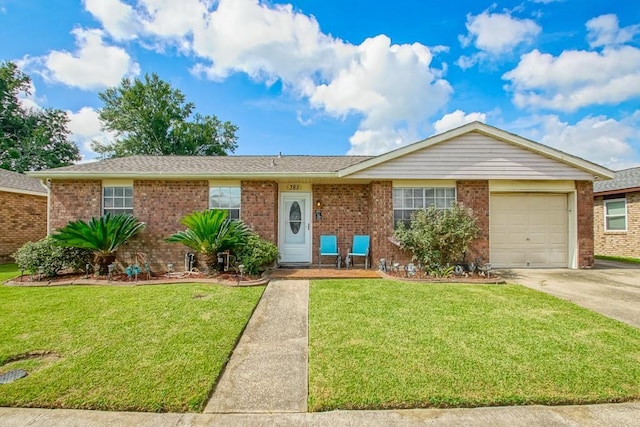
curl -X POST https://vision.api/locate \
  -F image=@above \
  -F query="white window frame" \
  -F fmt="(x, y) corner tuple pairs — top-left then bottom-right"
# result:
(102, 186), (134, 215)
(392, 186), (457, 228)
(604, 198), (627, 232)
(209, 186), (241, 220)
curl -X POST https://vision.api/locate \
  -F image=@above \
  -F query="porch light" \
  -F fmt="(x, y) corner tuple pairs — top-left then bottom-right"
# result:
(316, 200), (322, 208)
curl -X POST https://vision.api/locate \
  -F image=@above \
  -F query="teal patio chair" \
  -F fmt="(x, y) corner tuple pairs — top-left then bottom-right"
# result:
(319, 235), (340, 269)
(346, 235), (370, 269)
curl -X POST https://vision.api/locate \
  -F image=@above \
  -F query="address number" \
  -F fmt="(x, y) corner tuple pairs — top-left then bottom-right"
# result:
(288, 184), (300, 191)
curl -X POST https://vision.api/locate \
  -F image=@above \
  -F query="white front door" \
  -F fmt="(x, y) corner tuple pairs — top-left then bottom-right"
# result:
(279, 192), (312, 263)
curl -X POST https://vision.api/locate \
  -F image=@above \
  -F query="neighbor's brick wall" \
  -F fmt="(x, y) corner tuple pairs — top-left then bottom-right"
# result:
(594, 190), (640, 258)
(576, 180), (594, 268)
(49, 179), (102, 230)
(241, 181), (278, 243)
(456, 180), (490, 263)
(0, 191), (48, 263)
(121, 180), (208, 270)
(312, 184), (371, 265)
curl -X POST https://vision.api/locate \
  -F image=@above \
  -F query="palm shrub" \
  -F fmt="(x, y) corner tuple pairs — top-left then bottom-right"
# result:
(165, 209), (249, 272)
(394, 203), (479, 268)
(52, 213), (145, 274)
(236, 232), (279, 275)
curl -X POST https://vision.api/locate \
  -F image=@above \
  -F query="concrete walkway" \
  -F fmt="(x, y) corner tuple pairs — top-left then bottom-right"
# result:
(204, 279), (308, 413)
(2, 403), (640, 426)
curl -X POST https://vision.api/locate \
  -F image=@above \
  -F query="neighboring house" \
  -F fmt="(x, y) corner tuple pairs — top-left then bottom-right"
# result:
(593, 167), (640, 258)
(29, 122), (613, 270)
(0, 169), (48, 263)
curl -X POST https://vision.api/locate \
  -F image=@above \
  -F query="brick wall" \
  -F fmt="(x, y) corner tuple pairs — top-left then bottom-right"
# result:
(594, 190), (640, 258)
(241, 181), (278, 243)
(312, 184), (371, 265)
(456, 180), (490, 263)
(49, 180), (102, 230)
(369, 181), (412, 265)
(576, 180), (594, 268)
(121, 180), (209, 270)
(0, 191), (48, 263)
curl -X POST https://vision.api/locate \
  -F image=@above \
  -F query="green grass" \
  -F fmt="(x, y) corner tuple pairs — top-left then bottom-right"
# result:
(0, 263), (19, 282)
(595, 255), (640, 264)
(0, 283), (264, 412)
(309, 279), (640, 411)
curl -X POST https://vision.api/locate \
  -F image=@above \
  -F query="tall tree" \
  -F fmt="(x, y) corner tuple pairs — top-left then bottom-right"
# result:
(0, 61), (80, 172)
(93, 73), (238, 158)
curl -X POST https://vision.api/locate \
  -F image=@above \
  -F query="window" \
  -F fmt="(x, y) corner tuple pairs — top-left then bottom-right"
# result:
(393, 187), (456, 227)
(604, 198), (626, 231)
(103, 186), (133, 215)
(209, 187), (241, 220)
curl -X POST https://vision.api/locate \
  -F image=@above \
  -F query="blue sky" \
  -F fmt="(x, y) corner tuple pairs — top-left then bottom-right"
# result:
(1, 0), (639, 170)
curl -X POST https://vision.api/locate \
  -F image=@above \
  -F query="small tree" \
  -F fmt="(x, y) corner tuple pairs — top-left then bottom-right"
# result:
(394, 203), (479, 268)
(51, 213), (145, 274)
(165, 209), (249, 272)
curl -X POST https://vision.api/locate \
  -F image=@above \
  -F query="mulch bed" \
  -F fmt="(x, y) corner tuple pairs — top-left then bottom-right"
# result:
(4, 270), (268, 287)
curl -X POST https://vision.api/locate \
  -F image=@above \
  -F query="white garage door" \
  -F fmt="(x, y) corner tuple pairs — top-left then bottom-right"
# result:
(490, 193), (568, 268)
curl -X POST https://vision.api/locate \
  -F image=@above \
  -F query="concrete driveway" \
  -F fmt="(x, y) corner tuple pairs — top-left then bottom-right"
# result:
(501, 260), (640, 328)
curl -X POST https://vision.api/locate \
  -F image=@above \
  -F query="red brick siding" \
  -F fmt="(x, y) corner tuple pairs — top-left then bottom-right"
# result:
(312, 184), (371, 265)
(49, 179), (102, 230)
(241, 181), (278, 243)
(0, 191), (48, 263)
(576, 180), (594, 268)
(121, 180), (209, 269)
(456, 180), (490, 263)
(369, 181), (412, 265)
(594, 190), (640, 258)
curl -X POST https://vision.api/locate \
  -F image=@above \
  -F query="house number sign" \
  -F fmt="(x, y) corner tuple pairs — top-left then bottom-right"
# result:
(287, 184), (301, 191)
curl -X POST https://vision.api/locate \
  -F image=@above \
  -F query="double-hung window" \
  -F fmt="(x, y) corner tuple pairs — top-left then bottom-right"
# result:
(604, 198), (626, 231)
(393, 187), (456, 227)
(103, 186), (133, 215)
(209, 187), (241, 220)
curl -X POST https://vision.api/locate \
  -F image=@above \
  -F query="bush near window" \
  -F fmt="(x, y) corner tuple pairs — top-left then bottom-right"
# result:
(12, 237), (93, 278)
(236, 233), (279, 275)
(394, 203), (479, 268)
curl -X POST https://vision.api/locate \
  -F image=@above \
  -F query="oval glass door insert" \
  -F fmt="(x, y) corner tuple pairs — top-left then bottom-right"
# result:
(289, 201), (301, 234)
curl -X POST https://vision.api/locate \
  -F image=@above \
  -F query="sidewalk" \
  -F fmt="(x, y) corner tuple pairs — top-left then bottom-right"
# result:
(204, 279), (309, 413)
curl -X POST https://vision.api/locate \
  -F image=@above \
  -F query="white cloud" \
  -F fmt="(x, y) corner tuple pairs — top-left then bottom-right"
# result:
(526, 113), (640, 169)
(66, 107), (115, 162)
(503, 47), (640, 111)
(586, 14), (640, 48)
(83, 0), (141, 41)
(459, 10), (541, 55)
(433, 110), (487, 134)
(82, 0), (451, 155)
(41, 28), (140, 90)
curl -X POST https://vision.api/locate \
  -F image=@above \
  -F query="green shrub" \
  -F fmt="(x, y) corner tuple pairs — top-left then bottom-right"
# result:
(12, 237), (93, 277)
(394, 203), (479, 268)
(236, 233), (279, 275)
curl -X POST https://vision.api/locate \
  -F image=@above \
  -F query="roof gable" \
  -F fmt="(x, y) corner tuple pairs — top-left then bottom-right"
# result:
(339, 122), (614, 180)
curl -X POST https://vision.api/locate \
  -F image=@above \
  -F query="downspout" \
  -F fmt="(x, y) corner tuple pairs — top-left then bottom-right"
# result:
(41, 178), (51, 235)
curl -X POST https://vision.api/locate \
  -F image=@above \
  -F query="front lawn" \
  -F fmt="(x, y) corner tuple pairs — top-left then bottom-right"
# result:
(0, 283), (263, 412)
(0, 263), (19, 282)
(309, 280), (640, 411)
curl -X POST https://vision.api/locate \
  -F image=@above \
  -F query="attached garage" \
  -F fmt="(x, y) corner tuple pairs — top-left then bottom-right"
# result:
(490, 193), (569, 268)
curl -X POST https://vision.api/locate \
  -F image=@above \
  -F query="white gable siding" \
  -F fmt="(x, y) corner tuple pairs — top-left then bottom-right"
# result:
(347, 133), (594, 180)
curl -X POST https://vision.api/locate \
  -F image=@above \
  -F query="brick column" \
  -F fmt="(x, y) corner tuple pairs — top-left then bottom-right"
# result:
(576, 180), (594, 268)
(456, 180), (490, 263)
(241, 181), (278, 244)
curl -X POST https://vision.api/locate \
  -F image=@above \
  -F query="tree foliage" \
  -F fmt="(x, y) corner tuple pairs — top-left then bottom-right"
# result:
(0, 61), (80, 172)
(394, 204), (480, 267)
(93, 73), (238, 158)
(52, 213), (146, 274)
(166, 209), (249, 272)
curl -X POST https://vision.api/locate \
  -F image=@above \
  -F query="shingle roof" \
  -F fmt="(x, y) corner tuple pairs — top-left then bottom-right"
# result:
(29, 155), (373, 177)
(594, 167), (640, 194)
(0, 169), (47, 194)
